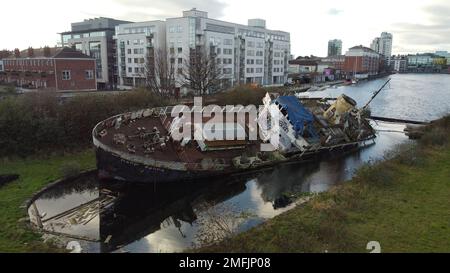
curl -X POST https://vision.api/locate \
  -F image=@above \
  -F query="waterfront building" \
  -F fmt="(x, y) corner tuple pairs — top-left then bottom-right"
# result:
(166, 8), (290, 91)
(327, 39), (342, 57)
(60, 17), (131, 90)
(407, 53), (447, 73)
(322, 55), (346, 78)
(114, 21), (166, 89)
(288, 56), (340, 83)
(391, 55), (407, 73)
(344, 45), (380, 79)
(322, 55), (345, 70)
(0, 47), (97, 91)
(435, 51), (450, 65)
(370, 32), (393, 66)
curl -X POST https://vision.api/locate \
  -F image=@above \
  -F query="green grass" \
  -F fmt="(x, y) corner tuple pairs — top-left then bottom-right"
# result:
(0, 84), (15, 94)
(200, 120), (450, 253)
(0, 149), (95, 252)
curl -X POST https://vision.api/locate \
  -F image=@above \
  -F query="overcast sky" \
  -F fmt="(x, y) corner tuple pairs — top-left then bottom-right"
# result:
(1, 0), (449, 56)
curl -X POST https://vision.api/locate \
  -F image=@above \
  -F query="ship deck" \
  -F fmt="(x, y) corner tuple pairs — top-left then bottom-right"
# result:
(97, 115), (260, 164)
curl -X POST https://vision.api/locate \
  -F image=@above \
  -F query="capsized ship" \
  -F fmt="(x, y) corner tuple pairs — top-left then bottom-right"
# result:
(93, 93), (377, 183)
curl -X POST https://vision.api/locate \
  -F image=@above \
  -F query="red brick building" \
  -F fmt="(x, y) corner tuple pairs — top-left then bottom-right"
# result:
(344, 45), (380, 79)
(0, 47), (97, 91)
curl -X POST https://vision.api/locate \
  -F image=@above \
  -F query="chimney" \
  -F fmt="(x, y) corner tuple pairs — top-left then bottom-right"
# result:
(43, 46), (51, 57)
(27, 47), (34, 58)
(14, 48), (20, 58)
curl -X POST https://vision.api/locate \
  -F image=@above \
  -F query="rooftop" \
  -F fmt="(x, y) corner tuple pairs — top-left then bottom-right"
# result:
(5, 47), (93, 60)
(349, 45), (379, 53)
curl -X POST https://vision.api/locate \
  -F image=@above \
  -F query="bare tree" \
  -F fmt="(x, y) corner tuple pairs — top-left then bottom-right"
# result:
(180, 46), (224, 96)
(141, 47), (176, 97)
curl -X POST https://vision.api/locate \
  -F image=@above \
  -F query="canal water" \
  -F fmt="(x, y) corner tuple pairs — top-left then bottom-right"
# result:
(29, 74), (450, 253)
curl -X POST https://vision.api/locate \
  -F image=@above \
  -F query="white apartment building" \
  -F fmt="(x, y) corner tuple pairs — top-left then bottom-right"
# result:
(370, 37), (380, 53)
(166, 9), (290, 91)
(391, 55), (407, 72)
(114, 21), (166, 88)
(371, 32), (393, 65)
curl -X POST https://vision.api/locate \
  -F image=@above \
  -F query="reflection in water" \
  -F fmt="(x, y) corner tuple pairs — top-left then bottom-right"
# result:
(29, 123), (408, 253)
(29, 74), (449, 252)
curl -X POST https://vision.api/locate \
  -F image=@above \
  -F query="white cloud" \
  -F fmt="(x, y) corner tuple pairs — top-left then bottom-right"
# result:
(0, 0), (449, 55)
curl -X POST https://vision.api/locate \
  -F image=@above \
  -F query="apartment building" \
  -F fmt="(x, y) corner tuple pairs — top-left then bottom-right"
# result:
(0, 47), (96, 91)
(344, 45), (380, 79)
(327, 39), (342, 57)
(114, 21), (166, 88)
(165, 9), (290, 91)
(391, 55), (407, 73)
(371, 32), (393, 65)
(60, 17), (131, 89)
(407, 53), (447, 73)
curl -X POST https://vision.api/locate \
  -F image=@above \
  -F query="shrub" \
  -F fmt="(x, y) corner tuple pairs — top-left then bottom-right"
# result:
(0, 90), (169, 157)
(215, 84), (267, 106)
(4, 85), (16, 94)
(355, 162), (395, 187)
(420, 127), (448, 147)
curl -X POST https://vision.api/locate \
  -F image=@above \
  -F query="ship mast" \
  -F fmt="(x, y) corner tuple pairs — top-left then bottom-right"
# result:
(362, 79), (392, 110)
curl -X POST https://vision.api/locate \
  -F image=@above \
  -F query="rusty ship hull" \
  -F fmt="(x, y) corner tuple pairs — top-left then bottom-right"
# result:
(95, 146), (231, 183)
(93, 92), (379, 184)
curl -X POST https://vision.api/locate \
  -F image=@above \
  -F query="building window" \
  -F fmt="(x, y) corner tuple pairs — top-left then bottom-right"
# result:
(224, 39), (233, 46)
(223, 49), (233, 55)
(128, 67), (132, 73)
(178, 58), (183, 64)
(62, 70), (71, 80)
(247, 50), (255, 56)
(85, 70), (94, 79)
(223, 58), (232, 65)
(74, 43), (83, 52)
(178, 47), (183, 54)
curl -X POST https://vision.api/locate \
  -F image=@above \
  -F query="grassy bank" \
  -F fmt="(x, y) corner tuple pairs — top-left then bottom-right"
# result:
(0, 150), (95, 252)
(201, 117), (450, 253)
